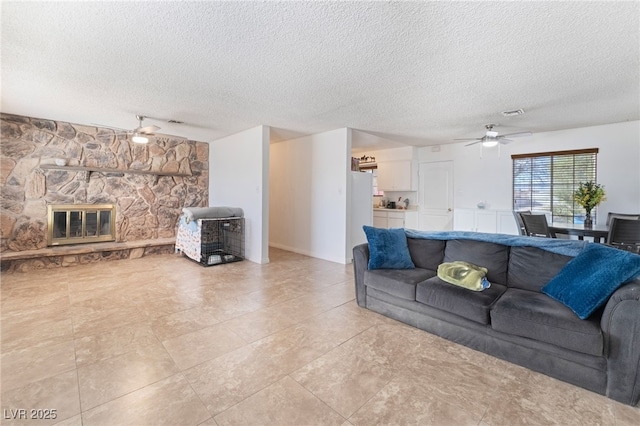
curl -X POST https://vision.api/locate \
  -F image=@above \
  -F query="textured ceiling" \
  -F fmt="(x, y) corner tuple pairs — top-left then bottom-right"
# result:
(2, 1), (638, 151)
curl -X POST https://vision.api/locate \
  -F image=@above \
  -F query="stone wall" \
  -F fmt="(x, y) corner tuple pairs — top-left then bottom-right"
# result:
(0, 113), (209, 252)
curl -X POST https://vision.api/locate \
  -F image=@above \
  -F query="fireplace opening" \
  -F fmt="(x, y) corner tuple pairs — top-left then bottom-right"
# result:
(47, 204), (116, 246)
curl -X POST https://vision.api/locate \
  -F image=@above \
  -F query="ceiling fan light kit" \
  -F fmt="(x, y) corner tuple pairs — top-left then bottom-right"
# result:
(131, 132), (149, 144)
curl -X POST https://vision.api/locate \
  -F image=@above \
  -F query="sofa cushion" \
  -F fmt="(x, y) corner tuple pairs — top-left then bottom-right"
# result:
(508, 246), (573, 292)
(542, 243), (640, 319)
(406, 237), (446, 270)
(365, 268), (436, 301)
(416, 276), (507, 324)
(363, 226), (415, 270)
(491, 288), (603, 356)
(443, 239), (509, 284)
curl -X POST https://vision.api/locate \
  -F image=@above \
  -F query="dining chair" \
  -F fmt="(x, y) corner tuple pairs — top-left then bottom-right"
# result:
(606, 212), (640, 227)
(513, 210), (530, 236)
(607, 218), (640, 253)
(519, 213), (556, 238)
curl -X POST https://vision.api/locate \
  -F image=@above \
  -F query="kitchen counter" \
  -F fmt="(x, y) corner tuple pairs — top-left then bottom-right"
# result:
(373, 207), (417, 212)
(373, 207), (418, 228)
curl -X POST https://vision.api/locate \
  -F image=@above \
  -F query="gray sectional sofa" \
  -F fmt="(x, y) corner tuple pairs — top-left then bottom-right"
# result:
(352, 231), (640, 406)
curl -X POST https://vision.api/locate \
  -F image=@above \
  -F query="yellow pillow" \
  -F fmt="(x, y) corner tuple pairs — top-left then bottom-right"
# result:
(437, 261), (491, 291)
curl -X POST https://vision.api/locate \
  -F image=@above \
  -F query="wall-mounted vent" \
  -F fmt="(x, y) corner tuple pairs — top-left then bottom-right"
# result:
(502, 109), (525, 117)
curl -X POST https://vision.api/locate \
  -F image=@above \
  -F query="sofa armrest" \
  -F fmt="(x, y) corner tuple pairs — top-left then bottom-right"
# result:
(353, 243), (369, 307)
(601, 279), (640, 405)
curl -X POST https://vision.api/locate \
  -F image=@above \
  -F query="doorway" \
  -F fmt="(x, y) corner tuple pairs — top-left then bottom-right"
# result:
(419, 161), (454, 230)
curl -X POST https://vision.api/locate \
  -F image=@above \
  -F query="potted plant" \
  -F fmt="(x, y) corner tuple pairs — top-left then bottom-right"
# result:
(573, 181), (606, 227)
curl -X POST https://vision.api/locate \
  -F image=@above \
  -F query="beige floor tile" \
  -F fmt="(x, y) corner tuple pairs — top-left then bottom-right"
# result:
(290, 348), (396, 418)
(348, 373), (484, 426)
(184, 344), (285, 416)
(1, 340), (76, 392)
(52, 414), (83, 426)
(1, 311), (74, 352)
(151, 305), (221, 341)
(614, 402), (640, 425)
(81, 373), (210, 426)
(336, 322), (423, 367)
(74, 323), (160, 366)
(396, 357), (509, 416)
(203, 293), (265, 322)
(161, 323), (246, 370)
(214, 376), (345, 426)
(222, 307), (299, 342)
(197, 418), (219, 426)
(248, 322), (340, 374)
(481, 370), (616, 425)
(77, 339), (179, 410)
(0, 370), (80, 426)
(1, 290), (71, 321)
(247, 280), (310, 306)
(297, 301), (383, 344)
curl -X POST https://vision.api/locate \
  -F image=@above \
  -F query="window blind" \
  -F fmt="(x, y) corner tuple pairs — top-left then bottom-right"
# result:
(512, 149), (598, 224)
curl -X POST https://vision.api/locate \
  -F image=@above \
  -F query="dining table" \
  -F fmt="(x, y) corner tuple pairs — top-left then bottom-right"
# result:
(549, 222), (609, 243)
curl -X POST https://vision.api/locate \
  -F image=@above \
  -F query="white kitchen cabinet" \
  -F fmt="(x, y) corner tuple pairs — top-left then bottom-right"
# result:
(373, 210), (388, 228)
(372, 209), (418, 229)
(387, 211), (405, 228)
(453, 209), (519, 235)
(377, 161), (412, 191)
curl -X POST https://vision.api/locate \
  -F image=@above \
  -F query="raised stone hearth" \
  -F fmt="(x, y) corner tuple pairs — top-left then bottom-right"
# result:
(0, 238), (176, 272)
(0, 113), (209, 267)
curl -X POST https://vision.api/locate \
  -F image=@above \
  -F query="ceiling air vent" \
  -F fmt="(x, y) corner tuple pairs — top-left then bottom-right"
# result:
(502, 109), (525, 117)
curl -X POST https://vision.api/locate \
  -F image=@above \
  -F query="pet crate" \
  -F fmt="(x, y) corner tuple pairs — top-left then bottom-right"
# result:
(176, 217), (244, 266)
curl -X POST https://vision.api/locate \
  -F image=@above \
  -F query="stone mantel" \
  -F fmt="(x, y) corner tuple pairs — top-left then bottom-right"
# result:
(39, 164), (195, 183)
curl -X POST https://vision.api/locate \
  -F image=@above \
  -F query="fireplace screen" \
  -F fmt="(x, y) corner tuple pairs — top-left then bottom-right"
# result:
(47, 204), (116, 246)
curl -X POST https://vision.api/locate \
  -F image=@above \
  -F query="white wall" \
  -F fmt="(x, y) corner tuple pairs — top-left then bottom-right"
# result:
(209, 125), (270, 264)
(418, 121), (640, 225)
(270, 128), (351, 263)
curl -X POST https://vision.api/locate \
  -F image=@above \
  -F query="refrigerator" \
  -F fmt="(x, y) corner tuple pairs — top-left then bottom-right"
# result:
(349, 171), (373, 261)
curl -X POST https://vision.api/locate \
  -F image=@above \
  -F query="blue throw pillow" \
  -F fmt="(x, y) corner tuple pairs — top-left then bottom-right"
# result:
(542, 243), (640, 319)
(363, 226), (415, 270)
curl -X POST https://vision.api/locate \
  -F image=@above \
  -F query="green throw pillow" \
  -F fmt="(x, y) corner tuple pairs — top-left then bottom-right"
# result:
(437, 261), (491, 291)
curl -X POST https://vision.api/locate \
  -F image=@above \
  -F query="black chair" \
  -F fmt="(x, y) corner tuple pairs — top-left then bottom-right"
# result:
(519, 213), (556, 238)
(606, 212), (640, 227)
(607, 218), (640, 253)
(513, 210), (530, 236)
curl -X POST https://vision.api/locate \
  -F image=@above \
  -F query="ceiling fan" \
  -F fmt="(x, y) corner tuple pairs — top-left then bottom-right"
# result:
(455, 124), (532, 147)
(94, 115), (185, 144)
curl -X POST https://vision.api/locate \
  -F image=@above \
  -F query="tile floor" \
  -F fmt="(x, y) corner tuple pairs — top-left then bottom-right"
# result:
(1, 248), (639, 425)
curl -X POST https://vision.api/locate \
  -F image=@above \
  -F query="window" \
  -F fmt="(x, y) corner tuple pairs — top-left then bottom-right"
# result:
(512, 148), (598, 224)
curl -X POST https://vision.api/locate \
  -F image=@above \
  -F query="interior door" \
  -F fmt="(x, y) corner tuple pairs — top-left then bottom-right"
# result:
(419, 161), (454, 230)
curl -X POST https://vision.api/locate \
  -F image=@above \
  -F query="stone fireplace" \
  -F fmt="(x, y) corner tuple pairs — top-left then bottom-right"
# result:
(48, 203), (116, 246)
(0, 113), (210, 271)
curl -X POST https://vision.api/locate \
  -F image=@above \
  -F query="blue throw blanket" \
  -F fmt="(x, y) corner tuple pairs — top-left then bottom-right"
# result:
(542, 243), (640, 318)
(404, 230), (587, 257)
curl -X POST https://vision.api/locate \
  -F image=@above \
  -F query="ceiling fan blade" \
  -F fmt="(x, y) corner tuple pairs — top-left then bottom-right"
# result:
(500, 131), (532, 138)
(465, 140), (483, 146)
(454, 138), (483, 141)
(91, 123), (129, 132)
(137, 125), (161, 134)
(154, 132), (187, 141)
(499, 138), (514, 144)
